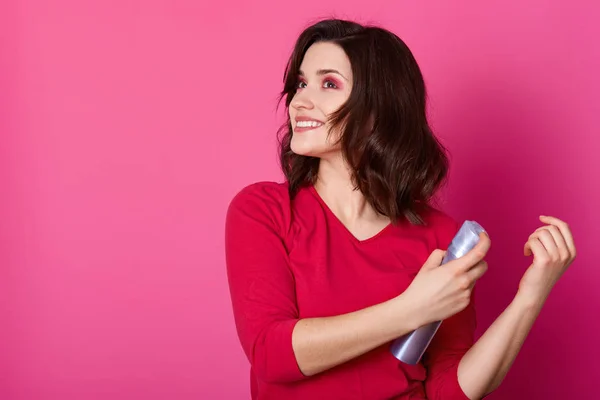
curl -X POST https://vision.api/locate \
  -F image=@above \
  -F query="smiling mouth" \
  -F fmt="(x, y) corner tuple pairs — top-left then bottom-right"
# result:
(294, 120), (324, 131)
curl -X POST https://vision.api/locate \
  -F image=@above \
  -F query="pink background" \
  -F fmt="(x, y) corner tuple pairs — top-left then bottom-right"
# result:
(1, 1), (598, 399)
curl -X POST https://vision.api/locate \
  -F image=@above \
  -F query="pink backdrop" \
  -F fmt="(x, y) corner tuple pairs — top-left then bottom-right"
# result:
(1, 1), (598, 399)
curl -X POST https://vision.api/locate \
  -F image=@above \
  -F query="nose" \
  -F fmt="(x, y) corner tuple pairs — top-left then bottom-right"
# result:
(290, 89), (315, 111)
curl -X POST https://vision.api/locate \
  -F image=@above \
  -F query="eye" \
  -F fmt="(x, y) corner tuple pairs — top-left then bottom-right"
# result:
(296, 80), (307, 89)
(323, 80), (338, 89)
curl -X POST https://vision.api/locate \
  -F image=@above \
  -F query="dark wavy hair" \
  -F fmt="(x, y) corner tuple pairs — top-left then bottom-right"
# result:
(277, 19), (450, 225)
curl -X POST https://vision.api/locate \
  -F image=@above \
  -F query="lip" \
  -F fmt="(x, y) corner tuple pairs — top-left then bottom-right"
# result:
(293, 116), (324, 133)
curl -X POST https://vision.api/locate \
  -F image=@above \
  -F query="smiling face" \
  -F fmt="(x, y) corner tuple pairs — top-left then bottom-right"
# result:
(288, 42), (353, 159)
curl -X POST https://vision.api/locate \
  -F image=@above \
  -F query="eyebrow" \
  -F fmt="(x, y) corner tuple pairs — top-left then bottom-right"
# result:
(298, 69), (349, 81)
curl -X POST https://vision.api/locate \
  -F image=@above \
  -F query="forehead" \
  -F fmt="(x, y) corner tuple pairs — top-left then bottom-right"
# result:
(300, 42), (352, 76)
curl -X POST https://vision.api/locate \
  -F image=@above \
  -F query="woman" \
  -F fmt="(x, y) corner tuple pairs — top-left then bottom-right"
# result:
(225, 19), (576, 400)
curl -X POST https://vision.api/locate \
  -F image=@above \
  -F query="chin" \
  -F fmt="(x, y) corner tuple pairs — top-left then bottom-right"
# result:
(291, 145), (339, 160)
(290, 133), (340, 158)
(290, 145), (318, 157)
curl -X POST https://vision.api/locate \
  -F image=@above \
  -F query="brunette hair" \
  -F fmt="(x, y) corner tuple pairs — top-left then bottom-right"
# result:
(278, 19), (450, 225)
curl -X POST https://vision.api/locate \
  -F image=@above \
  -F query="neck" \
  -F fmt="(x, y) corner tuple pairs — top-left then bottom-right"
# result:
(314, 155), (384, 225)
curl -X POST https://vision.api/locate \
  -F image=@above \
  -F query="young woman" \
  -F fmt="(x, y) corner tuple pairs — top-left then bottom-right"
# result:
(225, 19), (576, 400)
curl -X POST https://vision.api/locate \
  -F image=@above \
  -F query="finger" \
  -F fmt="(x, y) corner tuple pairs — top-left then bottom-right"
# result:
(539, 216), (576, 257)
(525, 237), (549, 264)
(535, 225), (570, 261)
(466, 260), (488, 283)
(530, 229), (559, 261)
(454, 232), (491, 272)
(524, 241), (532, 256)
(424, 249), (446, 270)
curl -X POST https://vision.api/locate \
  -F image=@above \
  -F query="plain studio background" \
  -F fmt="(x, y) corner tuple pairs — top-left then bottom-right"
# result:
(1, 1), (599, 399)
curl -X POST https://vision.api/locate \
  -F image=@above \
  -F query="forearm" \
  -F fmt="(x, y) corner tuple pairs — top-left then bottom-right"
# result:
(457, 293), (546, 399)
(292, 293), (421, 377)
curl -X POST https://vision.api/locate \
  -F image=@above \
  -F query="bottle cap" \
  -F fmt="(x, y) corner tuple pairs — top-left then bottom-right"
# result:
(447, 220), (486, 259)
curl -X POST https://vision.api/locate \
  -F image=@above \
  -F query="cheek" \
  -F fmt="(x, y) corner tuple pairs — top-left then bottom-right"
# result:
(325, 127), (342, 146)
(319, 91), (350, 118)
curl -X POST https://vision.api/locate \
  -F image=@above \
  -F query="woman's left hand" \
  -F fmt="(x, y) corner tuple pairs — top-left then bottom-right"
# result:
(517, 215), (577, 305)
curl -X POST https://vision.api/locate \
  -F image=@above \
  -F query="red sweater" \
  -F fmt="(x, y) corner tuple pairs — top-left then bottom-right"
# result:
(225, 181), (476, 400)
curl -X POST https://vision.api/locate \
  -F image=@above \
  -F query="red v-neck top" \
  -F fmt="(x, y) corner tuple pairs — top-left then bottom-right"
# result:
(225, 181), (475, 400)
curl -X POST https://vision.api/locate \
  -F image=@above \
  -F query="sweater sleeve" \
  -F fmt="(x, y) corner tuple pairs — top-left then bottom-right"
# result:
(224, 182), (306, 383)
(422, 216), (477, 400)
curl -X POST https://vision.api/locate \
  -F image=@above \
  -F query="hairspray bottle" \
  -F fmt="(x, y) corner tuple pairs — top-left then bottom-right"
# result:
(390, 220), (486, 364)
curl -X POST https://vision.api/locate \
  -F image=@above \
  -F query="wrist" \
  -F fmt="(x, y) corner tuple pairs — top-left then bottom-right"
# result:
(392, 292), (427, 332)
(514, 289), (548, 311)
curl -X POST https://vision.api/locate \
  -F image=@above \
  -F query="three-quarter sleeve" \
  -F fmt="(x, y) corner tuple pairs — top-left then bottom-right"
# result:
(422, 216), (477, 400)
(224, 183), (306, 383)
(422, 292), (477, 400)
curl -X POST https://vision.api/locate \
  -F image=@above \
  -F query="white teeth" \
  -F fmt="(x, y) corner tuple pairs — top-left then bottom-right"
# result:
(296, 120), (323, 128)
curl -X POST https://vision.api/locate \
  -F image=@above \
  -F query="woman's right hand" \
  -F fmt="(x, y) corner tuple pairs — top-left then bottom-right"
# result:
(401, 232), (491, 327)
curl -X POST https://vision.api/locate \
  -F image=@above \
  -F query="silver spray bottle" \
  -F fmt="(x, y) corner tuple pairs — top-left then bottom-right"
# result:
(390, 220), (486, 364)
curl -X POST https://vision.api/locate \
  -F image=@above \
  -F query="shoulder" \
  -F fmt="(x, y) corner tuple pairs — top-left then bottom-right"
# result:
(228, 181), (290, 213)
(418, 204), (461, 248)
(226, 181), (292, 237)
